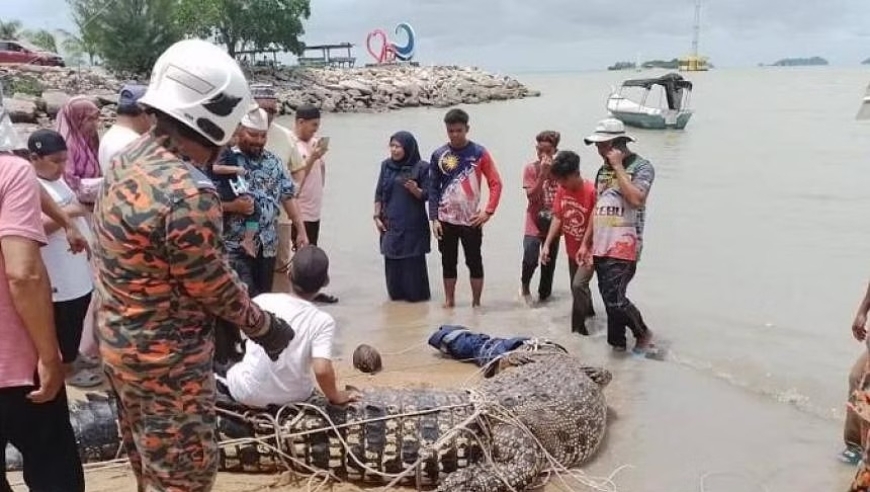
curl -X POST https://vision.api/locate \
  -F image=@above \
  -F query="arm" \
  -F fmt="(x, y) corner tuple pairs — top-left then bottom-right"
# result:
(524, 164), (546, 203)
(166, 190), (268, 337)
(39, 187), (88, 252)
(612, 159), (654, 209)
(480, 151), (503, 215)
(427, 153), (442, 221)
(543, 216), (562, 250)
(310, 319), (357, 404)
(0, 162), (62, 402)
(313, 358), (345, 404)
(278, 165), (307, 243)
(416, 162), (430, 202)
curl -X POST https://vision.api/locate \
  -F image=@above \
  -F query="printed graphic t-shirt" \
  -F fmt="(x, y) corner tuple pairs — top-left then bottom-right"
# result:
(552, 180), (596, 261)
(591, 155), (655, 262)
(428, 141), (503, 226)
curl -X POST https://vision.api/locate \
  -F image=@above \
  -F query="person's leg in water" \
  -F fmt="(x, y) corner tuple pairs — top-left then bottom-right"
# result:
(538, 237), (560, 301)
(569, 261), (594, 335)
(520, 235), (541, 299)
(461, 225), (484, 307)
(438, 222), (461, 308)
(594, 257), (652, 350)
(844, 352), (870, 464)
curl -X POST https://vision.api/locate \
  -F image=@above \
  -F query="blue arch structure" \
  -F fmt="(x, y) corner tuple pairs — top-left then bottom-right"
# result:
(390, 23), (416, 61)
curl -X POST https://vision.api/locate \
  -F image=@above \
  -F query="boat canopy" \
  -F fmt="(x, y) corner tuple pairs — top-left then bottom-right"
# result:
(619, 73), (692, 111)
(621, 73), (693, 92)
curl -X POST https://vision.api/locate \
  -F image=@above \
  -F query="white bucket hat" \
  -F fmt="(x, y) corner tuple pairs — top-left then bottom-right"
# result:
(583, 118), (636, 145)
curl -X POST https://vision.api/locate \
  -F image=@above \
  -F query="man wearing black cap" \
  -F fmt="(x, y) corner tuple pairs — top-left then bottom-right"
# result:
(224, 245), (359, 407)
(97, 84), (151, 174)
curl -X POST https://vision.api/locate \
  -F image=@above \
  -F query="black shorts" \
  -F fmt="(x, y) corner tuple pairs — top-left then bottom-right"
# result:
(53, 292), (93, 364)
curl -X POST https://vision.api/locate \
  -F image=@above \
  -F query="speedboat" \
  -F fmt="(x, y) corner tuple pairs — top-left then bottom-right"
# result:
(606, 73), (694, 130)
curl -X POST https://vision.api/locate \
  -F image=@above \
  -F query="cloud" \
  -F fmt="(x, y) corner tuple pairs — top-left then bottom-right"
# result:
(6, 0), (870, 71)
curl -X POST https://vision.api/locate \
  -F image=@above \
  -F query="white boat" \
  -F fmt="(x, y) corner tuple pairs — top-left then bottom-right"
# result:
(606, 73), (694, 130)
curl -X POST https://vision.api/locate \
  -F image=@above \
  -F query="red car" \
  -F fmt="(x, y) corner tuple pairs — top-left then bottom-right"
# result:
(0, 40), (65, 67)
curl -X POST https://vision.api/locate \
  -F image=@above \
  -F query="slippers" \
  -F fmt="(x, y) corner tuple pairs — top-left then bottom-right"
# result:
(840, 446), (863, 466)
(66, 368), (103, 388)
(75, 353), (100, 369)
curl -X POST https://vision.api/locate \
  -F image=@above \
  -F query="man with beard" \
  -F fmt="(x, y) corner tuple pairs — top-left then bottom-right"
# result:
(217, 107), (307, 299)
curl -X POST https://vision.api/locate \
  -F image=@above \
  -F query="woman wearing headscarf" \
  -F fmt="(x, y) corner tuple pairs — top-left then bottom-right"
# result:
(373, 131), (431, 302)
(55, 96), (102, 205)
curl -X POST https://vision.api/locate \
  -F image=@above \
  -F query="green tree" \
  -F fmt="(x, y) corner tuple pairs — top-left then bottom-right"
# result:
(176, 0), (311, 58)
(22, 29), (59, 53)
(67, 0), (183, 73)
(65, 0), (104, 65)
(0, 19), (23, 39)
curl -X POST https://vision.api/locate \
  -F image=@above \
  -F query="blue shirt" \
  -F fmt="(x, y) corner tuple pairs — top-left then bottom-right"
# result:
(222, 148), (295, 257)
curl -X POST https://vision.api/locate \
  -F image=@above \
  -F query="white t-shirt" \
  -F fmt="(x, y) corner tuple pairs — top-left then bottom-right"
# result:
(38, 178), (94, 302)
(98, 124), (141, 174)
(226, 293), (335, 407)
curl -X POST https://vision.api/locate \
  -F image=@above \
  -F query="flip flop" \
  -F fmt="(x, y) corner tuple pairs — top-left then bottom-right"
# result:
(75, 353), (100, 369)
(840, 446), (863, 466)
(66, 368), (103, 388)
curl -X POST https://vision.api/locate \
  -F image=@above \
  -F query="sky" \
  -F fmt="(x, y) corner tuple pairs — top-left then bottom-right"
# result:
(5, 0), (870, 73)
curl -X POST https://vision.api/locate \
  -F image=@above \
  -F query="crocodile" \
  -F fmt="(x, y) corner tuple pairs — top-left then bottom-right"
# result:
(5, 343), (612, 492)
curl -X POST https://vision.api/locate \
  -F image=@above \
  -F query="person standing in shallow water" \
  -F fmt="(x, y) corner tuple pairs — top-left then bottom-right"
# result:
(429, 109), (503, 308)
(374, 131), (431, 302)
(581, 118), (654, 352)
(521, 130), (561, 303)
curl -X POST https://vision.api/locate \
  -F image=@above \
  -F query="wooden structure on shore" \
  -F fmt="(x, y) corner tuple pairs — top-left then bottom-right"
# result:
(236, 48), (282, 68)
(298, 43), (356, 68)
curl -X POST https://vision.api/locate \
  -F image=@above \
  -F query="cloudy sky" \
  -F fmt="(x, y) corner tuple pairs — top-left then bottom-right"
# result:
(6, 0), (870, 72)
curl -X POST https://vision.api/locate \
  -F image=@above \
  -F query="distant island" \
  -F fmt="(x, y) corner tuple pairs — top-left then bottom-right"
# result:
(767, 57), (829, 67)
(608, 58), (682, 71)
(862, 58), (870, 65)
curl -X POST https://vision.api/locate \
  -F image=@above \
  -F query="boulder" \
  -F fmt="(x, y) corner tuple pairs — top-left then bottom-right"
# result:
(6, 97), (38, 124)
(42, 91), (70, 118)
(338, 79), (372, 95)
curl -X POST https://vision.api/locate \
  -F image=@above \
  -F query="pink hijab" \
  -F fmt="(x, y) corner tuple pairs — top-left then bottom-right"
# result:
(56, 96), (101, 199)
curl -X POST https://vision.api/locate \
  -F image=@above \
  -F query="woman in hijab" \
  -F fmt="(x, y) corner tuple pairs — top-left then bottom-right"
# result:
(56, 96), (102, 205)
(373, 131), (431, 302)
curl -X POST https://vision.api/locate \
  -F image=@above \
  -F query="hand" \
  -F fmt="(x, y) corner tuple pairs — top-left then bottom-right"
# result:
(311, 142), (328, 161)
(854, 312), (868, 341)
(330, 389), (362, 405)
(294, 231), (310, 249)
(540, 155), (553, 175)
(469, 210), (492, 228)
(606, 148), (625, 169)
(374, 217), (386, 233)
(403, 179), (421, 197)
(28, 356), (64, 404)
(63, 202), (87, 219)
(234, 196), (255, 216)
(250, 311), (295, 361)
(64, 223), (90, 256)
(431, 220), (443, 240)
(576, 245), (593, 267)
(235, 168), (247, 176)
(539, 243), (551, 265)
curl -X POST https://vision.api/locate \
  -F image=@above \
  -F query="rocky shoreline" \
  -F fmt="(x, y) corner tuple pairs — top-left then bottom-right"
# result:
(1, 63), (540, 135)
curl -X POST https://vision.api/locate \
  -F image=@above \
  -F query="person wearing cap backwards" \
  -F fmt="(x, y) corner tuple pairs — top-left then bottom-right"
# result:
(97, 83), (152, 174)
(579, 118), (654, 352)
(91, 39), (295, 492)
(223, 245), (360, 407)
(0, 81), (85, 492)
(27, 129), (104, 388)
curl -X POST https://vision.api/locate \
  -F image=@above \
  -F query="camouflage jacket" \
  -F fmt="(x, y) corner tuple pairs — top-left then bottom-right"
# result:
(93, 134), (264, 378)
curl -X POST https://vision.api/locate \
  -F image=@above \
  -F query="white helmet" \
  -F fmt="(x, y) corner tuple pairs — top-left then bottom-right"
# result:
(140, 39), (253, 146)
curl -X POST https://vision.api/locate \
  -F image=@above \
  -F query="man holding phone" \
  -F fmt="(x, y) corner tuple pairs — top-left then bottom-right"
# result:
(287, 105), (338, 304)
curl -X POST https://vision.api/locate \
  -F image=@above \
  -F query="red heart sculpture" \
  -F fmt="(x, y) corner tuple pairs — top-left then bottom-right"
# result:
(366, 29), (389, 63)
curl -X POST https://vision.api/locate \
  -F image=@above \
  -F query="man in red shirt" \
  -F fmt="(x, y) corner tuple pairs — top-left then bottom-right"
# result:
(541, 150), (596, 334)
(521, 131), (560, 302)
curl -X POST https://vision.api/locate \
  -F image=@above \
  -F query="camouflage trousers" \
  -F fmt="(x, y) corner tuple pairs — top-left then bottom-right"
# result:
(104, 363), (218, 492)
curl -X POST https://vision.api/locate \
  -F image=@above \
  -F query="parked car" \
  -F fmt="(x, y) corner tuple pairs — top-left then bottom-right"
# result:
(0, 40), (65, 67)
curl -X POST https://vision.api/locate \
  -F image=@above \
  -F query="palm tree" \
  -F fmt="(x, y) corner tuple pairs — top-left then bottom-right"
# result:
(22, 29), (59, 53)
(0, 19), (22, 40)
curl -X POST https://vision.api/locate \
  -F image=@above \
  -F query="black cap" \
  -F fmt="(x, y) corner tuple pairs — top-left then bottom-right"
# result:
(27, 129), (68, 156)
(290, 245), (330, 294)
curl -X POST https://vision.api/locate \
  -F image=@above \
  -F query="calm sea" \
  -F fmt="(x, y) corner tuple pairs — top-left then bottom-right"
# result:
(277, 66), (870, 490)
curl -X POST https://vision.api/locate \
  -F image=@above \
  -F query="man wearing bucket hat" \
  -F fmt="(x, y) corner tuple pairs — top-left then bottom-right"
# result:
(91, 39), (295, 492)
(580, 118), (654, 352)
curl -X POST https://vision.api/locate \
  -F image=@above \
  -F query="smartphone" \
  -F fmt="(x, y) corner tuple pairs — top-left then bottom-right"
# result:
(318, 136), (330, 151)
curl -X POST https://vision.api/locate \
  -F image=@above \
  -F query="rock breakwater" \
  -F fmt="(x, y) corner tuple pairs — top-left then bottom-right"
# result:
(1, 63), (540, 135)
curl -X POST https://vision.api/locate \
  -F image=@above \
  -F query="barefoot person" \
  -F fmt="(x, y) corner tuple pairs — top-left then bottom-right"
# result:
(844, 281), (870, 468)
(521, 131), (561, 302)
(374, 131), (431, 302)
(583, 118), (654, 352)
(541, 150), (597, 335)
(0, 97), (84, 492)
(92, 39), (295, 492)
(428, 109), (503, 308)
(223, 246), (360, 406)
